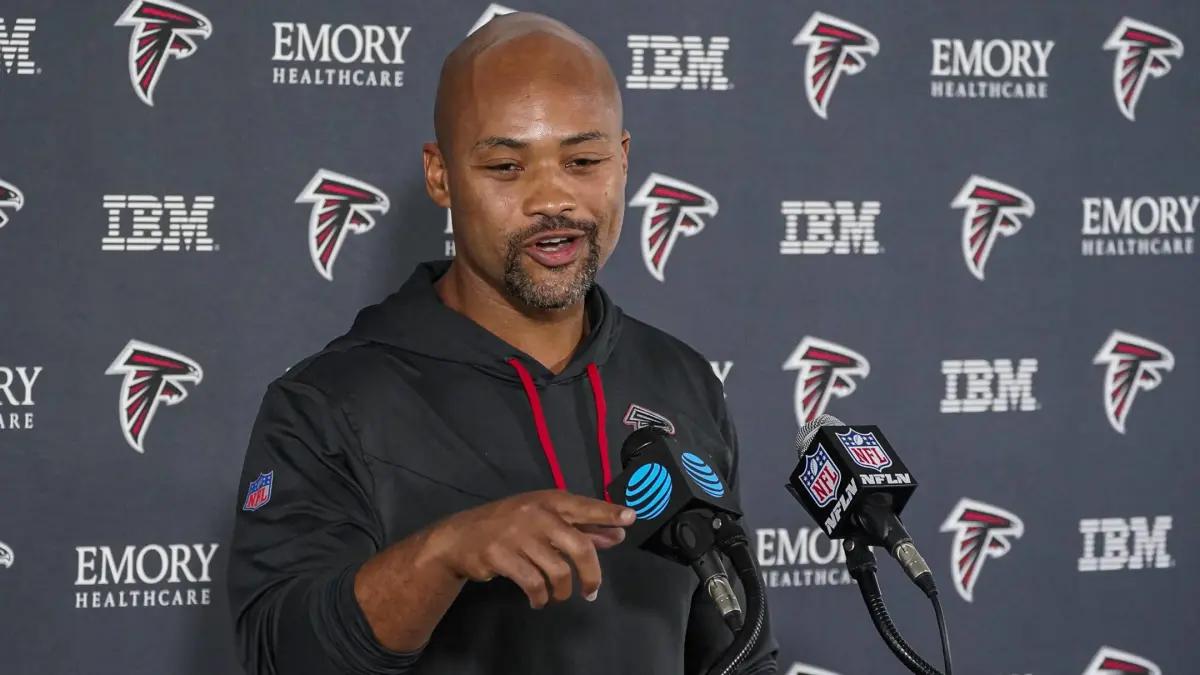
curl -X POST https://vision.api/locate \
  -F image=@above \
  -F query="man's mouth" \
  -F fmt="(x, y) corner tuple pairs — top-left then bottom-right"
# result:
(522, 229), (588, 267)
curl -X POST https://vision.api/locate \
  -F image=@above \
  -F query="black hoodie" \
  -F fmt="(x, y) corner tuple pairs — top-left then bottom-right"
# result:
(228, 260), (778, 675)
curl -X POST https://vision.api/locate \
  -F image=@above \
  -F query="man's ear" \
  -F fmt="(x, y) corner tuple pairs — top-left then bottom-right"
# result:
(620, 130), (631, 176)
(423, 142), (451, 208)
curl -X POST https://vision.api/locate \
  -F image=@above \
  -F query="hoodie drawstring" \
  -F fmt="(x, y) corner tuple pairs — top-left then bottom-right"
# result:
(507, 358), (613, 503)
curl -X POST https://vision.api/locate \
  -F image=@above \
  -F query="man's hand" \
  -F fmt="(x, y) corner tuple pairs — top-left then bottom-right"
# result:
(430, 490), (635, 608)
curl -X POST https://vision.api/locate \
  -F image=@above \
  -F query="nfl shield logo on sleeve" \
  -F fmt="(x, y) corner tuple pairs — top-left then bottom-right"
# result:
(242, 471), (274, 511)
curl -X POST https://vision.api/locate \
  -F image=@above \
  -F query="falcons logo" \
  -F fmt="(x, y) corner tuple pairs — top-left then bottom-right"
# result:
(296, 170), (391, 281)
(940, 498), (1023, 603)
(0, 541), (12, 569)
(783, 337), (870, 427)
(0, 179), (24, 229)
(1083, 646), (1161, 675)
(629, 174), (718, 282)
(1104, 18), (1183, 121)
(793, 12), (879, 120)
(951, 176), (1035, 281)
(105, 340), (203, 454)
(468, 3), (516, 35)
(115, 1), (212, 107)
(622, 404), (676, 435)
(1093, 331), (1174, 434)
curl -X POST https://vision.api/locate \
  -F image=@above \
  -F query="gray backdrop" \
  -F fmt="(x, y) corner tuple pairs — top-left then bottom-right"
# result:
(1, 1), (1197, 674)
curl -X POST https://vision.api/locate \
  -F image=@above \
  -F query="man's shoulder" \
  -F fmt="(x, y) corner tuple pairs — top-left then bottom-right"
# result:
(272, 340), (404, 403)
(618, 312), (723, 399)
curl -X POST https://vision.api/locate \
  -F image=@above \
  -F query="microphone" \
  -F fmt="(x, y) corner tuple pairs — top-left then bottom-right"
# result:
(608, 427), (745, 630)
(786, 414), (935, 595)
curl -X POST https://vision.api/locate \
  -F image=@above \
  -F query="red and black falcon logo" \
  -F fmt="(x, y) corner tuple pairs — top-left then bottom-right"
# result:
(106, 339), (203, 454)
(1083, 646), (1161, 675)
(782, 337), (869, 427)
(296, 169), (390, 281)
(622, 404), (676, 435)
(115, 1), (212, 107)
(1103, 17), (1183, 121)
(951, 176), (1035, 281)
(793, 12), (879, 120)
(940, 498), (1023, 603)
(629, 173), (718, 282)
(0, 179), (24, 229)
(1093, 331), (1174, 434)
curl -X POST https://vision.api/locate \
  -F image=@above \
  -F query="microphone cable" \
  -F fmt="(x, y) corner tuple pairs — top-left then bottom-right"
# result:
(844, 538), (953, 675)
(705, 517), (768, 675)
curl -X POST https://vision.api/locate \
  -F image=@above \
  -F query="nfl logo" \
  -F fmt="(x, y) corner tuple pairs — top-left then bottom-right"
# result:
(243, 471), (273, 511)
(837, 430), (892, 471)
(800, 445), (842, 507)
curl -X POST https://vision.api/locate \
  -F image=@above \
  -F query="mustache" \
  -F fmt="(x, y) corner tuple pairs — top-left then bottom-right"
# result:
(507, 215), (599, 247)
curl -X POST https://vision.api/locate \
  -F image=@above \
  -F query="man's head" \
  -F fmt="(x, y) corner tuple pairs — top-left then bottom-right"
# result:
(424, 13), (629, 311)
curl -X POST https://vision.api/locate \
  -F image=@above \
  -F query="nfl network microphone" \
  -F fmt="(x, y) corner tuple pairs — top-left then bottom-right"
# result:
(607, 427), (745, 630)
(787, 414), (936, 596)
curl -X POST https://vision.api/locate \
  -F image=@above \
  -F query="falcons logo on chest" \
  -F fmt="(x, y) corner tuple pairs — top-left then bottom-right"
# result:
(951, 176), (1035, 281)
(115, 1), (212, 107)
(1104, 18), (1184, 121)
(940, 498), (1023, 602)
(296, 170), (391, 281)
(1083, 646), (1161, 675)
(793, 12), (879, 120)
(629, 174), (718, 282)
(106, 340), (203, 454)
(0, 179), (24, 229)
(783, 337), (869, 427)
(1093, 331), (1174, 434)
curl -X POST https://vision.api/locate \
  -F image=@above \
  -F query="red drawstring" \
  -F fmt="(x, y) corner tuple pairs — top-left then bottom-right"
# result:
(587, 363), (613, 502)
(507, 358), (613, 503)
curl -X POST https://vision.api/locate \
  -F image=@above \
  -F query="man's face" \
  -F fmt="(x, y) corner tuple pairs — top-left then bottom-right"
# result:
(436, 54), (628, 310)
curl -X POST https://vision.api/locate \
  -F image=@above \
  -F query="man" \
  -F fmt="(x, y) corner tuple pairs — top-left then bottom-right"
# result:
(228, 12), (777, 675)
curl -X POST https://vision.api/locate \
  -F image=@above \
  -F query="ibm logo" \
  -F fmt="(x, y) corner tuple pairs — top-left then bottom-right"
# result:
(102, 195), (217, 252)
(626, 35), (732, 91)
(780, 201), (882, 255)
(1079, 516), (1173, 572)
(941, 358), (1038, 413)
(0, 18), (37, 75)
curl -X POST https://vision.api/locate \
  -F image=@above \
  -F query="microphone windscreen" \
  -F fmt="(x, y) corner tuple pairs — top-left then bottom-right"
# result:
(793, 413), (845, 457)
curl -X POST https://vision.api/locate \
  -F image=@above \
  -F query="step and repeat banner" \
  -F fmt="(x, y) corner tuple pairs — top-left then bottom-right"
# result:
(1, 2), (1196, 674)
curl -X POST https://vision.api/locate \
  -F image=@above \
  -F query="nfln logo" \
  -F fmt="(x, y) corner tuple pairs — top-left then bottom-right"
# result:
(102, 195), (217, 252)
(626, 35), (731, 90)
(780, 201), (881, 255)
(941, 359), (1038, 413)
(1078, 516), (1173, 572)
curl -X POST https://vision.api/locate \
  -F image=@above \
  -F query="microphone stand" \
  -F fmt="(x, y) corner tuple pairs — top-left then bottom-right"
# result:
(844, 537), (943, 675)
(704, 516), (768, 675)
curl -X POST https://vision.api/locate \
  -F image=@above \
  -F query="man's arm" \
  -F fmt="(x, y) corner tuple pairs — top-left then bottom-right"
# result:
(228, 378), (633, 674)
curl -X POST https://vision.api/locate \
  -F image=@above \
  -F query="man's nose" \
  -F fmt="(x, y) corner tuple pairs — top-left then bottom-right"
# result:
(522, 166), (577, 219)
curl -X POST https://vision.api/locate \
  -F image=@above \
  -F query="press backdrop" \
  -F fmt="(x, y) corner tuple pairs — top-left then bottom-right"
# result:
(1, 2), (1197, 674)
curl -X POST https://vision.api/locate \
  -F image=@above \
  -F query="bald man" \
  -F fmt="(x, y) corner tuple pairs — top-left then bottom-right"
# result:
(228, 13), (777, 675)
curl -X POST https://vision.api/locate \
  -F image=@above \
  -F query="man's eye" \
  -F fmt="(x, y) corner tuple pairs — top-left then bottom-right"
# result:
(569, 158), (601, 168)
(487, 163), (520, 173)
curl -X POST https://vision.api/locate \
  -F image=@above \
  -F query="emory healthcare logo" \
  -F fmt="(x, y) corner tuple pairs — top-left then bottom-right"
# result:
(0, 178), (24, 229)
(1104, 18), (1183, 121)
(629, 174), (718, 282)
(793, 12), (879, 119)
(116, 1), (212, 107)
(951, 176), (1035, 281)
(940, 498), (1024, 602)
(105, 340), (202, 454)
(783, 337), (869, 427)
(1093, 331), (1174, 434)
(1083, 646), (1160, 675)
(296, 170), (390, 281)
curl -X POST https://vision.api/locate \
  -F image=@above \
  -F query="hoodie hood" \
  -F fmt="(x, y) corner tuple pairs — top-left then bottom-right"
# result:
(329, 260), (623, 385)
